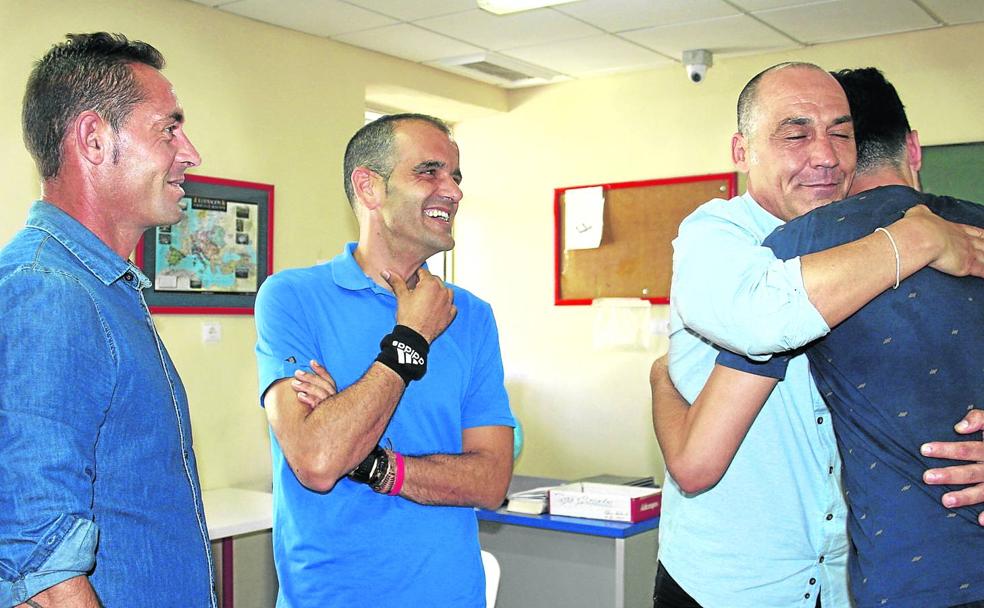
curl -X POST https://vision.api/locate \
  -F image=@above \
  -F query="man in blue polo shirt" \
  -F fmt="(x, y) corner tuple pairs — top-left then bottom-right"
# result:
(673, 68), (984, 607)
(254, 114), (515, 607)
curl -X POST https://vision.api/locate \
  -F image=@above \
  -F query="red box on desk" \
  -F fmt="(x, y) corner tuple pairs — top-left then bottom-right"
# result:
(548, 482), (661, 523)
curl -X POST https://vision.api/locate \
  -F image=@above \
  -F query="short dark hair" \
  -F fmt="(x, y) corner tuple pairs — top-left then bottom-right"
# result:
(831, 67), (910, 173)
(22, 32), (165, 179)
(342, 113), (451, 208)
(737, 62), (827, 136)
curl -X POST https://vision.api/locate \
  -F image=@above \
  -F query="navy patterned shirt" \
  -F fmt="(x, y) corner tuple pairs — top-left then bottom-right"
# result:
(717, 186), (984, 608)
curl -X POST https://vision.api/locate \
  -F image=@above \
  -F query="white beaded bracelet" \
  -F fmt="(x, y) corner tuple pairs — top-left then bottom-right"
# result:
(874, 227), (900, 289)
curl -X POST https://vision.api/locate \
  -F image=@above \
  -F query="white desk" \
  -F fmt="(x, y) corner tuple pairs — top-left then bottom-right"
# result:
(202, 489), (273, 608)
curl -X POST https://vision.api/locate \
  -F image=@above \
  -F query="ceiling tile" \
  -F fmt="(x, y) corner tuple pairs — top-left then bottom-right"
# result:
(503, 34), (674, 76)
(754, 0), (938, 44)
(342, 0), (476, 21)
(621, 14), (799, 59)
(730, 0), (833, 10)
(415, 8), (600, 51)
(555, 0), (738, 33)
(221, 0), (396, 37)
(919, 0), (984, 25)
(334, 23), (484, 62)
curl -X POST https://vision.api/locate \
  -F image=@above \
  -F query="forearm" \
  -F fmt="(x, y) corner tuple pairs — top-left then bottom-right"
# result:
(18, 576), (101, 608)
(652, 359), (776, 493)
(396, 426), (513, 510)
(802, 214), (942, 327)
(399, 452), (511, 510)
(268, 363), (406, 492)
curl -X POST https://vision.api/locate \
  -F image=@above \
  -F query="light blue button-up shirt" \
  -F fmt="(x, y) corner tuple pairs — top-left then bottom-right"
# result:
(0, 202), (215, 607)
(659, 192), (851, 608)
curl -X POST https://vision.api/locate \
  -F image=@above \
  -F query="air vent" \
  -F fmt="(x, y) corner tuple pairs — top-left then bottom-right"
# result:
(429, 52), (565, 88)
(460, 60), (534, 82)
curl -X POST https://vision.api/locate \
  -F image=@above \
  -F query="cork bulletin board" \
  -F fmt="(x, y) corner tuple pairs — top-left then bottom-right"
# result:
(554, 173), (737, 305)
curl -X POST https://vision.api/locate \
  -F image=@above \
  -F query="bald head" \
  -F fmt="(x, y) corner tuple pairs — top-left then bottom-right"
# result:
(732, 63), (856, 221)
(737, 62), (834, 138)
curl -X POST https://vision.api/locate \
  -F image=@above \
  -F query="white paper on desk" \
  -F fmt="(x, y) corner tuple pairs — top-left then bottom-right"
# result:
(564, 186), (604, 251)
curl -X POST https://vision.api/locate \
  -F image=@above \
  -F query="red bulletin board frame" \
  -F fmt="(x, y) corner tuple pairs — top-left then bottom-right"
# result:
(134, 174), (275, 315)
(554, 172), (737, 306)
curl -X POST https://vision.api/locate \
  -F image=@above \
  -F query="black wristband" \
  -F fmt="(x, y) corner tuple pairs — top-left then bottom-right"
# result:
(348, 445), (389, 486)
(375, 324), (429, 385)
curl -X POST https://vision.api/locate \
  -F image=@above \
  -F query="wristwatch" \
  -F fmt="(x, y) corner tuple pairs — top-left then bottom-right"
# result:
(348, 445), (389, 486)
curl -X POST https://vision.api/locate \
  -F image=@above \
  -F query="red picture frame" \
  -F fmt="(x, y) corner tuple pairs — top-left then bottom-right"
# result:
(134, 174), (274, 315)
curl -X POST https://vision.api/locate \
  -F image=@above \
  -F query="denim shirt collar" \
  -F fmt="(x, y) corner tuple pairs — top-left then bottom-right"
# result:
(25, 201), (149, 288)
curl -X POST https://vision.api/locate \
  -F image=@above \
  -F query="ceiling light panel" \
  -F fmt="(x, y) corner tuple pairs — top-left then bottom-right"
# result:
(477, 0), (579, 15)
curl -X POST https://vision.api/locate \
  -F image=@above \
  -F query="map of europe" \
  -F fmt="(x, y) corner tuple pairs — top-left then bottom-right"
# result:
(154, 196), (259, 293)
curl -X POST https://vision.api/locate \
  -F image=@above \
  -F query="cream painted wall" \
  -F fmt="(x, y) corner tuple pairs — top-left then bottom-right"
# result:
(0, 0), (505, 492)
(452, 22), (984, 482)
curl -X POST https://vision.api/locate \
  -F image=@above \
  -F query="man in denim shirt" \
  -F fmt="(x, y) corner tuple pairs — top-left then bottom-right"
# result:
(0, 34), (214, 607)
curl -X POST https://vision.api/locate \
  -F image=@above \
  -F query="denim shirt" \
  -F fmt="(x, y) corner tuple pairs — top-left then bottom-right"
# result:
(0, 202), (215, 607)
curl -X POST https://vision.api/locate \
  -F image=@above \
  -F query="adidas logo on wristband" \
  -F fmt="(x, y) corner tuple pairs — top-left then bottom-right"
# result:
(392, 340), (425, 366)
(377, 325), (429, 384)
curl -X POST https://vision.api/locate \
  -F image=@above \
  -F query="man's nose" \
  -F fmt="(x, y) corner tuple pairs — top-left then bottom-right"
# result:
(178, 132), (202, 168)
(441, 176), (462, 203)
(810, 134), (840, 168)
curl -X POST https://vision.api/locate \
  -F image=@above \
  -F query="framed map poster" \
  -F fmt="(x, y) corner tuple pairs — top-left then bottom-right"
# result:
(135, 174), (274, 314)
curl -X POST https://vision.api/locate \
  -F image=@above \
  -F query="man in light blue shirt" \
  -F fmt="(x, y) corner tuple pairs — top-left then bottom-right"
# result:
(652, 62), (984, 608)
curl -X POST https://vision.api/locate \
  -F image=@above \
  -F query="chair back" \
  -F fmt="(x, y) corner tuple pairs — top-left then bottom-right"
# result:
(481, 550), (501, 607)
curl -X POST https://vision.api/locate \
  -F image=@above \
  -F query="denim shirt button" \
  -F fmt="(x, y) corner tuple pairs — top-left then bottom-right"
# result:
(123, 272), (134, 282)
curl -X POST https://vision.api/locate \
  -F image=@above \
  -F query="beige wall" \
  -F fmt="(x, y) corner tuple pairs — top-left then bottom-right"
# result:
(2, 0), (982, 492)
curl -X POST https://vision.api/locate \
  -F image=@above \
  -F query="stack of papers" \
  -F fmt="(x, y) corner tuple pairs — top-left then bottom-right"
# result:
(505, 486), (553, 514)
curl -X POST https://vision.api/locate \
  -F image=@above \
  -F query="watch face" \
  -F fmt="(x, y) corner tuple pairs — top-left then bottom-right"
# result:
(349, 446), (386, 484)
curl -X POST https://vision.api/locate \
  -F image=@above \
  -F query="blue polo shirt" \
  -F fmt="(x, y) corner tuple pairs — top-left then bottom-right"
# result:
(0, 202), (215, 607)
(718, 186), (984, 608)
(255, 243), (515, 608)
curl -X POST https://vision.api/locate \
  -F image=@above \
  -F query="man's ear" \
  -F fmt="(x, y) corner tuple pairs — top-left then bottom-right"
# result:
(351, 166), (384, 211)
(731, 132), (750, 172)
(73, 111), (111, 166)
(906, 130), (922, 173)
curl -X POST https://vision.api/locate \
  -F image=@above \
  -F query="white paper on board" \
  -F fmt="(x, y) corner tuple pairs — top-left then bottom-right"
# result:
(564, 186), (604, 251)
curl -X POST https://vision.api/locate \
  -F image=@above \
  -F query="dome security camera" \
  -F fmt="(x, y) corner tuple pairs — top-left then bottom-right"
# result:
(686, 63), (708, 83)
(682, 49), (713, 85)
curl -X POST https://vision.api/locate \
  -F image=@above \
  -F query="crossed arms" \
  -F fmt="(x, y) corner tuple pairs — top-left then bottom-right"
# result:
(261, 268), (513, 510)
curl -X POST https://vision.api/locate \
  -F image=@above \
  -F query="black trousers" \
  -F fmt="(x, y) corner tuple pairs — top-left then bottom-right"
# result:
(652, 562), (704, 608)
(652, 561), (824, 608)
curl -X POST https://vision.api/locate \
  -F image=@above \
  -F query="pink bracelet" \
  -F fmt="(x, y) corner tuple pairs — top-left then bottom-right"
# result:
(388, 452), (405, 496)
